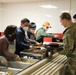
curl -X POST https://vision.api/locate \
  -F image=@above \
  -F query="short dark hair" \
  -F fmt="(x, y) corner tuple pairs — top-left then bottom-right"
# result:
(29, 22), (36, 28)
(60, 12), (71, 20)
(73, 14), (76, 19)
(21, 18), (30, 24)
(4, 25), (17, 36)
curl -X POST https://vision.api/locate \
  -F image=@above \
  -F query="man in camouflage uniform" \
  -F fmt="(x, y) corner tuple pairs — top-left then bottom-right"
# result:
(59, 12), (76, 75)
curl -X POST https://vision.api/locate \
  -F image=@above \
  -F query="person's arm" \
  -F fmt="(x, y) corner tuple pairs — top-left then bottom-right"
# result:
(59, 34), (75, 56)
(28, 39), (42, 46)
(29, 39), (36, 44)
(0, 39), (17, 59)
(16, 31), (30, 49)
(36, 28), (54, 40)
(0, 56), (8, 66)
(40, 29), (54, 37)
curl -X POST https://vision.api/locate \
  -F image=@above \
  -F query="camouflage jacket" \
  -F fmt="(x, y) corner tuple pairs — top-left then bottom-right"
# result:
(59, 23), (76, 58)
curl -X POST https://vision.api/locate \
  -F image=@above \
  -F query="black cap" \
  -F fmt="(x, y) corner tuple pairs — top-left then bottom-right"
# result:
(29, 22), (36, 28)
(73, 14), (76, 19)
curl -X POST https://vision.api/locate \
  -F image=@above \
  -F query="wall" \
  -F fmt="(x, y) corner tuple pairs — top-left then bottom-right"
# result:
(0, 4), (2, 30)
(71, 0), (76, 18)
(0, 0), (76, 32)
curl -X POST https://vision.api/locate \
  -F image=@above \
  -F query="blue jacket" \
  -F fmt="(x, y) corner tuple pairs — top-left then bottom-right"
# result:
(15, 27), (30, 56)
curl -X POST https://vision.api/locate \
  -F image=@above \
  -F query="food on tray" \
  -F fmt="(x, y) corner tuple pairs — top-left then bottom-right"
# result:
(32, 50), (46, 54)
(7, 71), (14, 75)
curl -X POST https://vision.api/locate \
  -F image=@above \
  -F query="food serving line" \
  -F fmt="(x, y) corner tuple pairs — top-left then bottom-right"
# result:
(0, 42), (67, 75)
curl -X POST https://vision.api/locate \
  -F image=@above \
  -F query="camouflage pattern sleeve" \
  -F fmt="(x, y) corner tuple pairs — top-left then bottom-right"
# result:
(59, 34), (74, 56)
(59, 26), (76, 56)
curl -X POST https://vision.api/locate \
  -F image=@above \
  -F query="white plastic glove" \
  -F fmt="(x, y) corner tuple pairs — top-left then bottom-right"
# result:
(30, 45), (35, 51)
(0, 56), (8, 66)
(54, 35), (59, 38)
(15, 55), (21, 61)
(36, 42), (42, 46)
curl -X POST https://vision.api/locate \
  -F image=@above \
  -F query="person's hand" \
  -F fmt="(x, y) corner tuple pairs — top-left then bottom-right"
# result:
(15, 55), (21, 61)
(1, 57), (8, 66)
(54, 35), (59, 38)
(30, 45), (35, 51)
(36, 42), (42, 46)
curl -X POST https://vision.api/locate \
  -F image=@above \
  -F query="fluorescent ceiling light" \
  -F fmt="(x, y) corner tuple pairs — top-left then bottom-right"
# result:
(45, 15), (52, 17)
(39, 5), (57, 9)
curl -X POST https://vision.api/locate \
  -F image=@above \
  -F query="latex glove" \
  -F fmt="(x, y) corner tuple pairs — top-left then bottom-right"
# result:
(54, 35), (59, 38)
(1, 57), (8, 66)
(15, 55), (21, 61)
(30, 45), (35, 51)
(36, 42), (42, 46)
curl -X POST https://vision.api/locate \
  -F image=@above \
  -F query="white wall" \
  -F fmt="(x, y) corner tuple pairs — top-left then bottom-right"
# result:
(0, 0), (76, 32)
(71, 0), (76, 18)
(0, 4), (2, 30)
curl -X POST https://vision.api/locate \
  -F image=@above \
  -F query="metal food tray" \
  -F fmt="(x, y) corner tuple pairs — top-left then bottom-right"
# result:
(20, 51), (46, 59)
(20, 51), (45, 56)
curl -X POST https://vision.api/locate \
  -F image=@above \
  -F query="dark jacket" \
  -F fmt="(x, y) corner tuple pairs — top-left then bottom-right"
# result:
(15, 27), (30, 56)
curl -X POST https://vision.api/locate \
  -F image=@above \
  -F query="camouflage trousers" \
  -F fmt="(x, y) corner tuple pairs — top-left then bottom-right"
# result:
(64, 57), (76, 75)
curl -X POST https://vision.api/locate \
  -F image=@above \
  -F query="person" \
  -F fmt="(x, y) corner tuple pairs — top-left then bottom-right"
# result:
(36, 21), (55, 43)
(73, 14), (76, 22)
(59, 12), (76, 75)
(16, 18), (35, 56)
(0, 56), (8, 66)
(28, 22), (42, 45)
(0, 25), (21, 61)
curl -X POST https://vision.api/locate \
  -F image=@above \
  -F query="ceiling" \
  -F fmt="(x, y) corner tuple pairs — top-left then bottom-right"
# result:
(0, 0), (48, 3)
